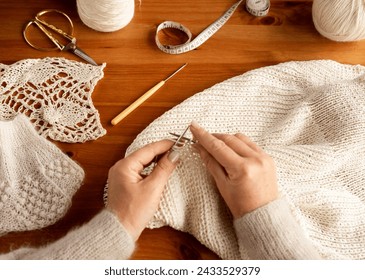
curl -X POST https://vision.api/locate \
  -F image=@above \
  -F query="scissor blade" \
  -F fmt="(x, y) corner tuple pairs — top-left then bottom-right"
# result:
(71, 46), (98, 66)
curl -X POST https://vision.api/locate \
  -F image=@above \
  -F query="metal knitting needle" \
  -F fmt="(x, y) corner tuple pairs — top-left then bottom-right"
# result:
(170, 125), (191, 151)
(111, 63), (187, 126)
(151, 125), (191, 169)
(169, 132), (197, 144)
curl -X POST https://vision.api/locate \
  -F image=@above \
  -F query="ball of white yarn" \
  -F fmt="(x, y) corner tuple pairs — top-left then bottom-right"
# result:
(77, 0), (134, 32)
(312, 0), (365, 42)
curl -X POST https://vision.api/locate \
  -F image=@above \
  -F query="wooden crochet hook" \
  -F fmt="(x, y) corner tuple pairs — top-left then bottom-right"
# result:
(111, 63), (187, 125)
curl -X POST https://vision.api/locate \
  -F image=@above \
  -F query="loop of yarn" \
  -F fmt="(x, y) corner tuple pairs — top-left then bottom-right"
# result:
(312, 0), (365, 42)
(76, 0), (135, 32)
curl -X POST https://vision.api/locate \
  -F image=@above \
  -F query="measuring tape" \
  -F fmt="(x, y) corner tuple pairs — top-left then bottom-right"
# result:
(246, 0), (270, 17)
(155, 0), (270, 54)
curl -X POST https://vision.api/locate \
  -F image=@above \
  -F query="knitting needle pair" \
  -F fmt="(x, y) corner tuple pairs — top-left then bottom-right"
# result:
(154, 125), (196, 164)
(169, 125), (196, 150)
(141, 125), (196, 175)
(105, 125), (196, 203)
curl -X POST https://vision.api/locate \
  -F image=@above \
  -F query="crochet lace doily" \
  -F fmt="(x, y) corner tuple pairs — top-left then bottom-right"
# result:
(126, 60), (365, 259)
(0, 57), (106, 143)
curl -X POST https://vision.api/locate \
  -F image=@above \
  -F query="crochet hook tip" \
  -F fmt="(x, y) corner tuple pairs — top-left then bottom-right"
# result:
(164, 63), (187, 82)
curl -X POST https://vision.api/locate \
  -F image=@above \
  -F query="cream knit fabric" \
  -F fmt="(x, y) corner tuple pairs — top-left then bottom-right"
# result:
(0, 115), (85, 235)
(126, 60), (365, 260)
(0, 57), (106, 143)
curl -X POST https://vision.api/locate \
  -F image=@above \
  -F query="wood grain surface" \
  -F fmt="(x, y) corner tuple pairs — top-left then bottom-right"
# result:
(0, 0), (364, 259)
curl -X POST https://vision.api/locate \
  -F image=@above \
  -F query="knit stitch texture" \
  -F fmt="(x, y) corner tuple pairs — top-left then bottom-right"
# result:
(0, 57), (106, 143)
(126, 60), (365, 259)
(0, 210), (135, 260)
(0, 115), (85, 235)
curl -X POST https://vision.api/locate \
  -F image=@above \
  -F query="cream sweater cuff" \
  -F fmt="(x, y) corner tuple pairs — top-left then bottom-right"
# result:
(234, 198), (321, 260)
(3, 209), (135, 260)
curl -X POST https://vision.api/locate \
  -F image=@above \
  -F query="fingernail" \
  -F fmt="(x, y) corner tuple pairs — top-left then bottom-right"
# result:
(190, 120), (201, 130)
(168, 150), (180, 163)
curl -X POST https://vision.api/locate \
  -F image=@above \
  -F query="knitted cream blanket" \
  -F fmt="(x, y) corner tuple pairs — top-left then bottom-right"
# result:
(0, 115), (85, 235)
(0, 58), (106, 143)
(126, 60), (365, 260)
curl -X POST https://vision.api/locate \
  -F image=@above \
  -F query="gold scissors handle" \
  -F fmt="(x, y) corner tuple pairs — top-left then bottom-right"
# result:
(23, 9), (98, 65)
(23, 9), (75, 51)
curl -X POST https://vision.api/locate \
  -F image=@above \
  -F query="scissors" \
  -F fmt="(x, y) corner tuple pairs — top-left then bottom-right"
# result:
(23, 9), (98, 66)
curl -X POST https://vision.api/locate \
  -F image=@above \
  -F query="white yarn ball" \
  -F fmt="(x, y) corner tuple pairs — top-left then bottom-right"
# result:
(77, 0), (134, 32)
(312, 0), (365, 42)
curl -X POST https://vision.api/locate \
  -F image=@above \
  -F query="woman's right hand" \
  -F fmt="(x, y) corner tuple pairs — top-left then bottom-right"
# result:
(190, 121), (279, 219)
(106, 140), (178, 241)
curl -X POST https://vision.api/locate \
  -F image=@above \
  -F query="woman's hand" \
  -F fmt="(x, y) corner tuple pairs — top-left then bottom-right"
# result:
(190, 121), (278, 219)
(106, 140), (179, 240)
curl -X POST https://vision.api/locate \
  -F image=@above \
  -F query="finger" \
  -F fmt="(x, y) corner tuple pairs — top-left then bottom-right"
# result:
(190, 121), (241, 168)
(212, 133), (257, 157)
(127, 139), (174, 168)
(144, 150), (178, 187)
(194, 144), (227, 184)
(234, 133), (264, 153)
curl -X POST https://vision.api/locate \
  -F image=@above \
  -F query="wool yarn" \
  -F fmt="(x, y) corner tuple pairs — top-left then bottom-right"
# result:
(126, 60), (365, 259)
(77, 0), (134, 32)
(312, 0), (365, 42)
(0, 57), (106, 143)
(0, 115), (85, 235)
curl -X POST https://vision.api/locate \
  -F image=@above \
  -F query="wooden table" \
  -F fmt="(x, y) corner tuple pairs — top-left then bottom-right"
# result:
(1, 0), (365, 260)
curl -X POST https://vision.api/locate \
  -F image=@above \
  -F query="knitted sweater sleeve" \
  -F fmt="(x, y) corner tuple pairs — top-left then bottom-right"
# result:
(0, 210), (135, 260)
(233, 198), (321, 260)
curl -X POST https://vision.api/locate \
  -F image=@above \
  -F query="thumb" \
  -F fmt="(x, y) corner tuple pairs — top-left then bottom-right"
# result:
(145, 150), (179, 186)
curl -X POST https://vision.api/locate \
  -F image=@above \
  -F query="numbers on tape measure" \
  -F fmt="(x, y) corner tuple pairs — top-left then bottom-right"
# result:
(155, 0), (270, 55)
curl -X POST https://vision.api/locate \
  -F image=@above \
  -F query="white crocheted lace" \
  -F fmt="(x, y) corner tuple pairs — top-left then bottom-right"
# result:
(0, 115), (85, 235)
(126, 60), (365, 260)
(0, 57), (106, 143)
